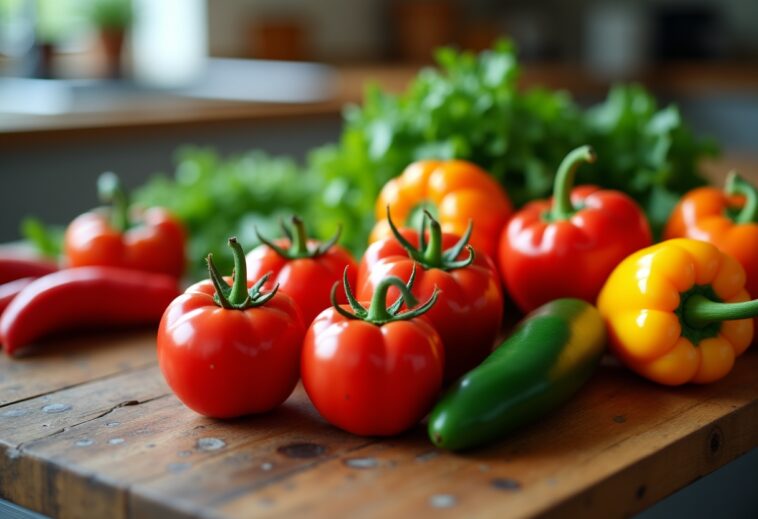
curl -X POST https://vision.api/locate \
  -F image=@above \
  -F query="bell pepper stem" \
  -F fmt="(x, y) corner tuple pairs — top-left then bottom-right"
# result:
(366, 277), (419, 322)
(550, 146), (596, 221)
(725, 171), (758, 224)
(97, 172), (129, 232)
(684, 294), (758, 329)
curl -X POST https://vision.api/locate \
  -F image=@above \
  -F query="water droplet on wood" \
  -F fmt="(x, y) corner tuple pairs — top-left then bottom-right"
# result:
(1, 409), (26, 417)
(197, 437), (226, 451)
(344, 457), (379, 469)
(429, 494), (457, 508)
(42, 403), (71, 413)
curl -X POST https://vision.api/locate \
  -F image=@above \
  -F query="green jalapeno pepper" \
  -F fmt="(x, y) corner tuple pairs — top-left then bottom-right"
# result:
(428, 298), (606, 450)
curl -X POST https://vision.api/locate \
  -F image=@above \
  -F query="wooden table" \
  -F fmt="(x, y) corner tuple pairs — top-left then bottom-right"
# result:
(0, 328), (756, 519)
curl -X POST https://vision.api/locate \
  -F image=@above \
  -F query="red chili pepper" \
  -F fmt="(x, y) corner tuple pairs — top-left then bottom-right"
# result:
(64, 172), (186, 278)
(0, 255), (57, 284)
(245, 216), (357, 325)
(499, 146), (652, 313)
(158, 238), (305, 418)
(1, 267), (180, 356)
(302, 269), (444, 436)
(358, 210), (503, 383)
(0, 278), (35, 316)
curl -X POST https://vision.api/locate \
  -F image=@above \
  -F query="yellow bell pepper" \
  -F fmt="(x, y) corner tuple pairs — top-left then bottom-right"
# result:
(598, 238), (757, 385)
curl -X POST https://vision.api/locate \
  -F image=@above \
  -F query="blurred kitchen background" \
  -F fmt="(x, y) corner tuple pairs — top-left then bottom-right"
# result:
(1, 0), (757, 242)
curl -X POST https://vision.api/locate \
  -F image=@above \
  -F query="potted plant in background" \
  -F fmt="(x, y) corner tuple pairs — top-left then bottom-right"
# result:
(89, 0), (132, 79)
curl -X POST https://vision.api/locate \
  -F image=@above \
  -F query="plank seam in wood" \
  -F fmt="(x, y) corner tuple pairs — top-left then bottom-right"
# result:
(0, 360), (159, 410)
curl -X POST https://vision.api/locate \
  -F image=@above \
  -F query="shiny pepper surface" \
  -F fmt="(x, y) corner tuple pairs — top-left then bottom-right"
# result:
(598, 239), (758, 385)
(500, 146), (652, 313)
(665, 172), (758, 302)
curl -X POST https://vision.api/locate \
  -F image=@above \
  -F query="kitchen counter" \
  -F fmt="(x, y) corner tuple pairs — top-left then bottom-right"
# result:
(0, 328), (756, 518)
(2, 61), (757, 147)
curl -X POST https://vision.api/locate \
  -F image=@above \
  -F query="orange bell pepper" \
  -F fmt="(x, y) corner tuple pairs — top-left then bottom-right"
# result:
(598, 239), (758, 385)
(665, 172), (758, 300)
(370, 160), (512, 261)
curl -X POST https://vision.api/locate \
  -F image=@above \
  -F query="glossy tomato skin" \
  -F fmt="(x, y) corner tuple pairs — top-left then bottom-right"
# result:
(245, 239), (357, 325)
(157, 279), (305, 418)
(65, 207), (186, 278)
(358, 230), (503, 383)
(301, 307), (444, 436)
(500, 186), (652, 313)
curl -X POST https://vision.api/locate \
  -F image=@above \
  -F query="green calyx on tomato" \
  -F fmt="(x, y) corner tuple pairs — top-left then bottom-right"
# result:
(256, 215), (341, 260)
(386, 207), (475, 271)
(546, 145), (597, 222)
(207, 237), (278, 310)
(724, 171), (758, 224)
(332, 266), (439, 325)
(97, 171), (131, 232)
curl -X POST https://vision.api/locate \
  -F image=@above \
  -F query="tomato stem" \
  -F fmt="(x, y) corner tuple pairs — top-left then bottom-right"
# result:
(684, 294), (758, 329)
(725, 171), (758, 224)
(256, 215), (341, 260)
(367, 277), (420, 322)
(207, 237), (279, 310)
(386, 207), (475, 272)
(97, 172), (130, 232)
(331, 266), (438, 325)
(550, 146), (596, 221)
(227, 237), (249, 306)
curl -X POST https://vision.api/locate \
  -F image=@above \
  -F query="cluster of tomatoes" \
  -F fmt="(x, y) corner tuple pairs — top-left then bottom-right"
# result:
(157, 210), (503, 436)
(159, 144), (758, 437)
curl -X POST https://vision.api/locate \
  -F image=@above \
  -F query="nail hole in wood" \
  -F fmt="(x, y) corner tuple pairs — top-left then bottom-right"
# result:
(491, 478), (522, 491)
(709, 428), (723, 455)
(277, 442), (326, 459)
(636, 485), (646, 499)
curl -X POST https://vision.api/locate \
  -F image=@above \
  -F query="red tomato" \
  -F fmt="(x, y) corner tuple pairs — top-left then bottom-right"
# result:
(64, 173), (185, 278)
(245, 217), (357, 325)
(301, 275), (444, 436)
(157, 238), (304, 418)
(358, 215), (503, 383)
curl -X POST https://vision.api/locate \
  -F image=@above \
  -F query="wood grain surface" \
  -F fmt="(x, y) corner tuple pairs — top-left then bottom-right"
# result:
(0, 330), (756, 519)
(1, 158), (757, 517)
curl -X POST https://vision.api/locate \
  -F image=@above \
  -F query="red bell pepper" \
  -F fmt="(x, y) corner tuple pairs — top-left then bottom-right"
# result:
(358, 210), (503, 382)
(0, 255), (57, 284)
(158, 238), (305, 418)
(1, 267), (180, 356)
(64, 172), (186, 278)
(245, 216), (357, 325)
(302, 268), (444, 436)
(499, 146), (652, 313)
